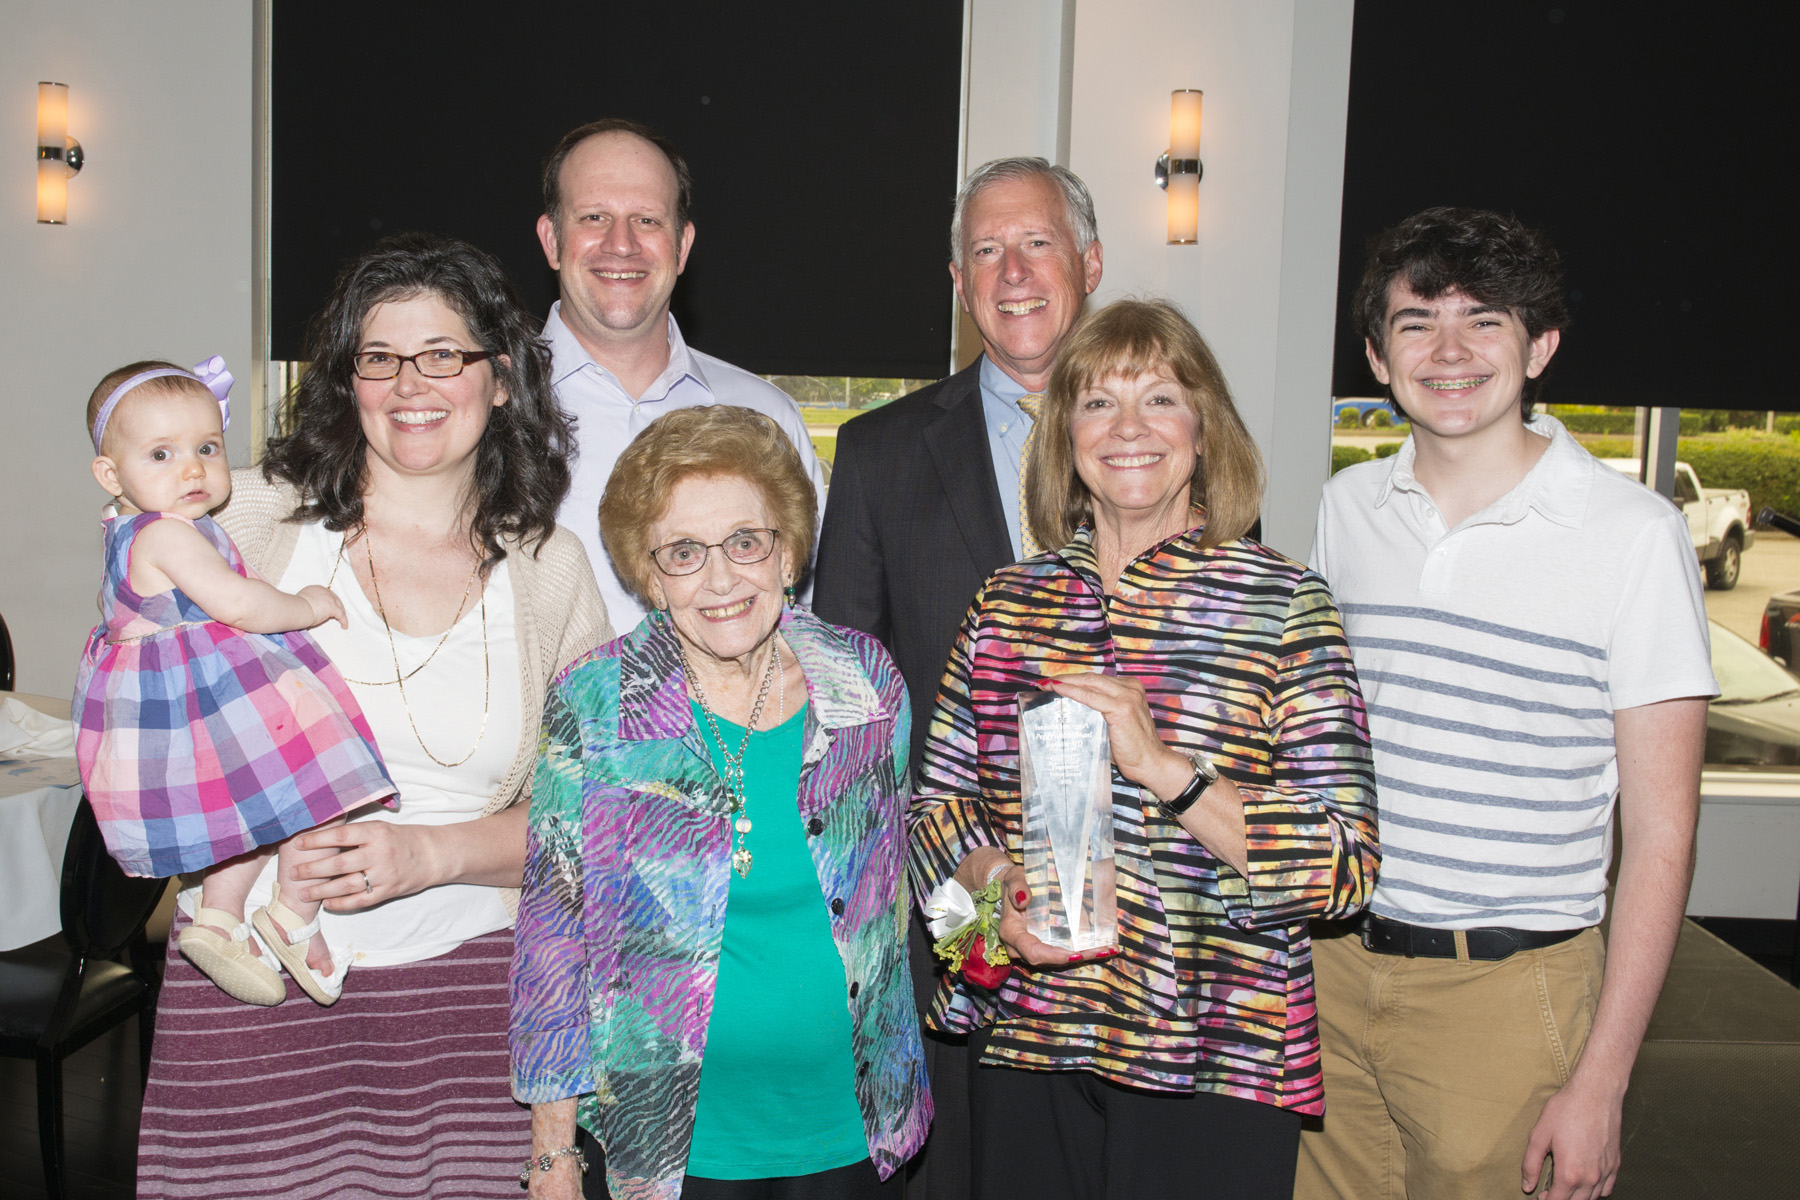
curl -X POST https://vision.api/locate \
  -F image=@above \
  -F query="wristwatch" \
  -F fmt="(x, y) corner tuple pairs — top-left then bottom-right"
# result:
(1158, 750), (1218, 820)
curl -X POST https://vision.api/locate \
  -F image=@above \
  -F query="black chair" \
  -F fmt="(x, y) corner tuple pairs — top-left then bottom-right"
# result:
(1, 610), (15, 690)
(0, 797), (166, 1199)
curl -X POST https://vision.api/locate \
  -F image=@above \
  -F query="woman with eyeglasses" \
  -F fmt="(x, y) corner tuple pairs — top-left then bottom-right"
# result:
(510, 404), (930, 1200)
(136, 233), (612, 1200)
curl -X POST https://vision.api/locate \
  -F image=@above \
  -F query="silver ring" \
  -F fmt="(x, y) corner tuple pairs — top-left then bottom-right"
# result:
(362, 870), (373, 894)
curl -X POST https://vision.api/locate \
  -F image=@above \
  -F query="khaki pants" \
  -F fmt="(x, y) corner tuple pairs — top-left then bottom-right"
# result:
(1295, 923), (1605, 1200)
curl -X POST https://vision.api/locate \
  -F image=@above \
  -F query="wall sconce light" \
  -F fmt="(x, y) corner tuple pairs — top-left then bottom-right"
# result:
(37, 81), (84, 224)
(1154, 89), (1202, 245)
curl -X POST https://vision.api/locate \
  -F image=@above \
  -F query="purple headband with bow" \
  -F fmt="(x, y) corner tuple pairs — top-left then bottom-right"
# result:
(90, 355), (234, 452)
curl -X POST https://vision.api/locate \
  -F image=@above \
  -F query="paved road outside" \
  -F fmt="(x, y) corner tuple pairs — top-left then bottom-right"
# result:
(1708, 530), (1800, 647)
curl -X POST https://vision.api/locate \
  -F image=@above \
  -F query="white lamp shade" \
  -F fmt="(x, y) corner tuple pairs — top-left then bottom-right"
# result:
(37, 82), (68, 149)
(1169, 90), (1202, 160)
(1166, 174), (1198, 244)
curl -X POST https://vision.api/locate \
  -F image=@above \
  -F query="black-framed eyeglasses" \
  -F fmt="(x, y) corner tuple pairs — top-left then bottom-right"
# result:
(352, 348), (497, 381)
(649, 528), (780, 576)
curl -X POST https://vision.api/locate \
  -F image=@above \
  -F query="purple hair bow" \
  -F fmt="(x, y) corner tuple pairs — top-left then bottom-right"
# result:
(90, 355), (234, 451)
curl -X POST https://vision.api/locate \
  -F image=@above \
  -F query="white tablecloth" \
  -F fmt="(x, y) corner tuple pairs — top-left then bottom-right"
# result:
(0, 691), (81, 951)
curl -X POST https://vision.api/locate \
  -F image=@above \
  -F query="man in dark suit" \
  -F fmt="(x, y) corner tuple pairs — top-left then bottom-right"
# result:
(812, 156), (1102, 1200)
(815, 157), (1103, 763)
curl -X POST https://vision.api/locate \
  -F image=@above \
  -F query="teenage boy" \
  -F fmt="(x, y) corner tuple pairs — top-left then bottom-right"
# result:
(1298, 207), (1715, 1200)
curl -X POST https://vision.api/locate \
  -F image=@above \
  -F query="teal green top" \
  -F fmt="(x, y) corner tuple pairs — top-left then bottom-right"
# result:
(685, 700), (868, 1179)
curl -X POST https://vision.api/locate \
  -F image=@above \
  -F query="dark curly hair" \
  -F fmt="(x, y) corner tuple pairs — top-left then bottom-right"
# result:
(261, 232), (573, 569)
(1353, 207), (1568, 418)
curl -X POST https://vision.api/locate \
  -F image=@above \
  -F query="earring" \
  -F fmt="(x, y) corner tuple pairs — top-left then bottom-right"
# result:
(783, 584), (797, 608)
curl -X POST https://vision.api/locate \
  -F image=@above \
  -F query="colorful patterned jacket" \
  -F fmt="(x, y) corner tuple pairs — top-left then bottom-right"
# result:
(510, 606), (931, 1198)
(910, 523), (1379, 1114)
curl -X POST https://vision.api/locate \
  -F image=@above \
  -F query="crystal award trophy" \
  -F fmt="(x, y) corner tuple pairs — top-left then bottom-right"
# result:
(1017, 690), (1118, 953)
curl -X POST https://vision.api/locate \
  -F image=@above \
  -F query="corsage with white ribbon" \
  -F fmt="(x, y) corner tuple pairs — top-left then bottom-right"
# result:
(925, 868), (1013, 989)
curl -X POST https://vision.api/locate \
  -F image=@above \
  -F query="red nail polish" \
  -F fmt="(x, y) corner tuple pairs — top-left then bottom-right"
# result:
(1068, 952), (1083, 963)
(1015, 890), (1028, 905)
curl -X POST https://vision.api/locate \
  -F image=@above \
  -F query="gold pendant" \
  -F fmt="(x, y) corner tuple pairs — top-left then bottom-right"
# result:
(732, 847), (753, 877)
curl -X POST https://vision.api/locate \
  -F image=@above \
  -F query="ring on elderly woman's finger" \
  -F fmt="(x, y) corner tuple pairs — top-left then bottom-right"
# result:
(362, 871), (373, 894)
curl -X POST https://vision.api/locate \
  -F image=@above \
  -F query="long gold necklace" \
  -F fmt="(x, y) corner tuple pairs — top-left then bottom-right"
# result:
(681, 637), (783, 878)
(361, 528), (490, 768)
(327, 532), (481, 688)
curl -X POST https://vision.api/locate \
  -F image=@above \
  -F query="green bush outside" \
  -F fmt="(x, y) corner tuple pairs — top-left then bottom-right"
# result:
(1551, 409), (1778, 436)
(1368, 409), (1394, 428)
(1575, 432), (1800, 513)
(1375, 442), (1403, 459)
(1336, 407), (1365, 428)
(1578, 436), (1637, 459)
(1676, 433), (1800, 517)
(1332, 445), (1374, 475)
(1554, 412), (1638, 434)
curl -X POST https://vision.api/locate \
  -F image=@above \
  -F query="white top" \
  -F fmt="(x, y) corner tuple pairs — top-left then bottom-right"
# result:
(1310, 414), (1717, 930)
(178, 522), (522, 966)
(545, 306), (827, 635)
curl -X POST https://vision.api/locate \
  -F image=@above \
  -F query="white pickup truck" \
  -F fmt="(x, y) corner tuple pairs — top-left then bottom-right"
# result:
(1603, 459), (1754, 590)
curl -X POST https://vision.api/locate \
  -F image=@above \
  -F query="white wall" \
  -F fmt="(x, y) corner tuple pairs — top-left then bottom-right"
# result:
(963, 0), (1354, 559)
(1, 1), (255, 697)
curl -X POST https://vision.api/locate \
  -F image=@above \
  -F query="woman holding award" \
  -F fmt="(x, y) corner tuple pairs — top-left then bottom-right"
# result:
(509, 405), (930, 1199)
(910, 299), (1379, 1199)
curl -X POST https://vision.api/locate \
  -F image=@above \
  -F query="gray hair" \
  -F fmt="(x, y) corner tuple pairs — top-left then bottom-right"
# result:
(950, 157), (1099, 269)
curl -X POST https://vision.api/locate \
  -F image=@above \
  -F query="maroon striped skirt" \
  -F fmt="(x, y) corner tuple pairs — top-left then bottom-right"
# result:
(137, 919), (531, 1199)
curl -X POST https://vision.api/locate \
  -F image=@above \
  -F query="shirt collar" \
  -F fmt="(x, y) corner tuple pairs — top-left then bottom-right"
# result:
(616, 606), (888, 742)
(978, 355), (1034, 409)
(542, 304), (712, 401)
(1051, 509), (1211, 585)
(1374, 412), (1593, 529)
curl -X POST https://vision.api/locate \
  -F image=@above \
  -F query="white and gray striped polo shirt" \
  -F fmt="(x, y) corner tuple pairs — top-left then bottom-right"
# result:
(1311, 415), (1716, 930)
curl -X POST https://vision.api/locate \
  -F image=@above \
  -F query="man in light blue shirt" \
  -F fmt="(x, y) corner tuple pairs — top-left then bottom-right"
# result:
(536, 118), (824, 633)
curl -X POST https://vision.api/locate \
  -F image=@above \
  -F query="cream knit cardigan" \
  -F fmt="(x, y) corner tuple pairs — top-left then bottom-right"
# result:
(215, 468), (614, 915)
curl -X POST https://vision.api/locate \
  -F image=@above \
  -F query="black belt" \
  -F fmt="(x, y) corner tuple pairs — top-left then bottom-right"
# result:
(1360, 913), (1584, 962)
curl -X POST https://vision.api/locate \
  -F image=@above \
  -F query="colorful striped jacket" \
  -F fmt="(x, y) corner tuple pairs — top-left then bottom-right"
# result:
(909, 523), (1379, 1114)
(510, 606), (931, 1198)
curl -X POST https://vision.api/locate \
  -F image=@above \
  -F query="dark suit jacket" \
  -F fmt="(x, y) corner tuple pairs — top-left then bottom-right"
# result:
(813, 358), (1013, 771)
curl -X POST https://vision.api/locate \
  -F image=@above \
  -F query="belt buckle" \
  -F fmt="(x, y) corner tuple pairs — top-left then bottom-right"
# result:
(1359, 913), (1376, 952)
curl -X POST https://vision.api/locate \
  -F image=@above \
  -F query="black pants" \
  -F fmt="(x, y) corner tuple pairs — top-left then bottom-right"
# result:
(968, 1033), (1302, 1200)
(579, 1136), (900, 1200)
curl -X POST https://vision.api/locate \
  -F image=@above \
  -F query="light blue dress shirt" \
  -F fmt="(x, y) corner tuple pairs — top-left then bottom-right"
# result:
(977, 356), (1038, 560)
(544, 303), (826, 635)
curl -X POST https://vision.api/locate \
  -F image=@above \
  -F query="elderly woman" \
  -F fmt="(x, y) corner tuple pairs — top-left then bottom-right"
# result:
(135, 233), (612, 1199)
(510, 405), (931, 1200)
(910, 299), (1379, 1199)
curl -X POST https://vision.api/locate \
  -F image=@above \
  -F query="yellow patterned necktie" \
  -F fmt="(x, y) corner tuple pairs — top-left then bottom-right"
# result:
(1016, 393), (1044, 557)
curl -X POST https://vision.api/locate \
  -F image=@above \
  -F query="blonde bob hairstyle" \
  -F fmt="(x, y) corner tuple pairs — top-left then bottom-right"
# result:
(599, 405), (818, 609)
(1025, 298), (1263, 552)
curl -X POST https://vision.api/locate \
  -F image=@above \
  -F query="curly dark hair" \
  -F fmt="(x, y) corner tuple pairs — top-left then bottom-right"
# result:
(1353, 207), (1569, 417)
(261, 232), (573, 569)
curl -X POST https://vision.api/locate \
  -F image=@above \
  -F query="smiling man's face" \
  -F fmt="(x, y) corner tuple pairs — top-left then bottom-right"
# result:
(537, 131), (695, 356)
(950, 173), (1102, 392)
(1367, 284), (1560, 444)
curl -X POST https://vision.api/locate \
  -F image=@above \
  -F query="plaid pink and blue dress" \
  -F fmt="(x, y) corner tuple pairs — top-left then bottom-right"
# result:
(73, 511), (396, 877)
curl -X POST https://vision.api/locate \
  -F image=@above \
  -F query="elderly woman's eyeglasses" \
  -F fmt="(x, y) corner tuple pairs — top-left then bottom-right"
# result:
(352, 348), (496, 381)
(650, 528), (781, 576)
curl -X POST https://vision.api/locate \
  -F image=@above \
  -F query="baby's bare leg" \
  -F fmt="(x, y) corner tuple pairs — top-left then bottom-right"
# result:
(200, 848), (276, 956)
(276, 817), (346, 973)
